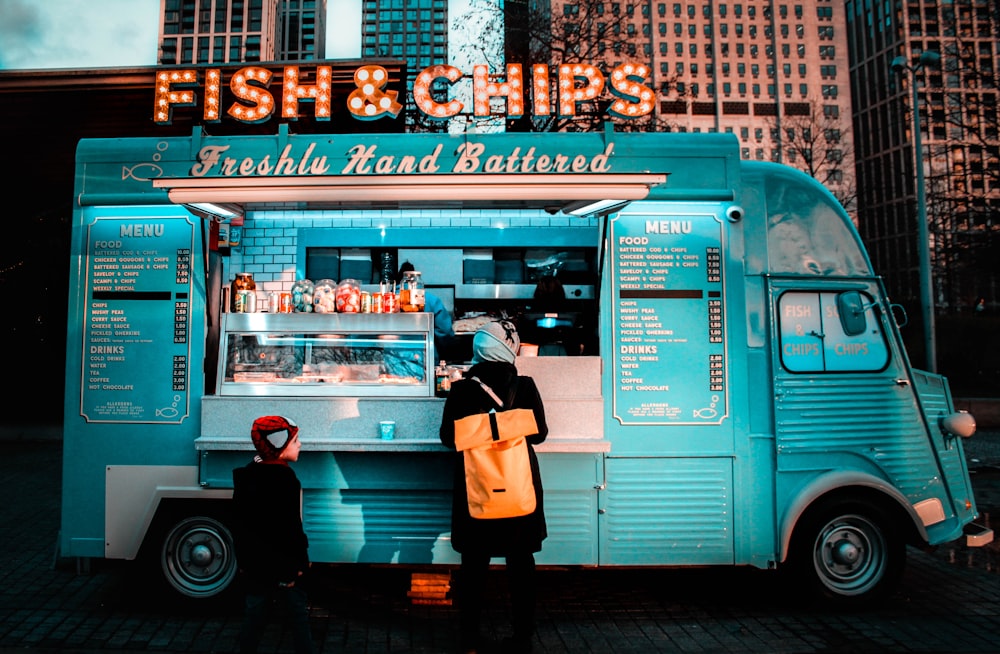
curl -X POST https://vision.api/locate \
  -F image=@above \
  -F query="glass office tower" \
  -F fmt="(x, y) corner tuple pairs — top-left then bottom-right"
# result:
(159, 0), (327, 64)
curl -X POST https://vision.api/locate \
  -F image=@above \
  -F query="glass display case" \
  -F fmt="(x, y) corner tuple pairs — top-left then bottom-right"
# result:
(217, 312), (434, 397)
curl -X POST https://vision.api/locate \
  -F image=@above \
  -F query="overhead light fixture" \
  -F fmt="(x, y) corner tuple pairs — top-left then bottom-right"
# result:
(156, 174), (665, 205)
(186, 202), (242, 218)
(563, 199), (630, 216)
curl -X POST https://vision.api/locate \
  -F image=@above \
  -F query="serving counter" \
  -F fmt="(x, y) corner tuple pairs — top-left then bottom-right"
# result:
(197, 353), (608, 565)
(199, 356), (608, 453)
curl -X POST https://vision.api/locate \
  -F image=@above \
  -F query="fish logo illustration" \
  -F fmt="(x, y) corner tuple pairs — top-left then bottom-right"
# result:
(155, 406), (179, 418)
(122, 163), (164, 182)
(155, 394), (183, 419)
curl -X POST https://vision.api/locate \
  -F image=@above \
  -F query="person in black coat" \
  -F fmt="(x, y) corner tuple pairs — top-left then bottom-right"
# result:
(232, 415), (314, 654)
(519, 274), (594, 356)
(439, 319), (548, 654)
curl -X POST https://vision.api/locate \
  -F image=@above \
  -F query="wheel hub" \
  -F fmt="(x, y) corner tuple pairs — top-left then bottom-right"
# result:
(161, 517), (237, 598)
(189, 542), (215, 567)
(831, 537), (861, 566)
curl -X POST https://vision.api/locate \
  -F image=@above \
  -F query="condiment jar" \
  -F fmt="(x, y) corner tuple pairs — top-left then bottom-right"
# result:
(231, 273), (256, 312)
(335, 279), (362, 312)
(312, 279), (338, 313)
(400, 270), (425, 312)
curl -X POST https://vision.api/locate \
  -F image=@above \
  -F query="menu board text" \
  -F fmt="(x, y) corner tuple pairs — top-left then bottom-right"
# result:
(80, 216), (194, 423)
(611, 212), (728, 425)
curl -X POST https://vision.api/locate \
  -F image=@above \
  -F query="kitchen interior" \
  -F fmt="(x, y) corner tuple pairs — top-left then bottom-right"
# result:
(303, 240), (599, 361)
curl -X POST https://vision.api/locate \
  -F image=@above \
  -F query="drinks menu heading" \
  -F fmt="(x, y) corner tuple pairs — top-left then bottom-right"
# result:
(610, 211), (727, 425)
(80, 216), (194, 423)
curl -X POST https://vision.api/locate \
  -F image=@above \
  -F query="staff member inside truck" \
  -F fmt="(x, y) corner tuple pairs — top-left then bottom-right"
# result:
(520, 275), (591, 356)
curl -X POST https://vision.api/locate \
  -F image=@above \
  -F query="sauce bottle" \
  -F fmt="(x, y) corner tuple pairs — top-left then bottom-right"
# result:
(435, 361), (451, 397)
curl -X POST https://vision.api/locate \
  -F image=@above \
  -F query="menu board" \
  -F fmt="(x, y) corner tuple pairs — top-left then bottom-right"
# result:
(80, 215), (194, 423)
(610, 211), (727, 425)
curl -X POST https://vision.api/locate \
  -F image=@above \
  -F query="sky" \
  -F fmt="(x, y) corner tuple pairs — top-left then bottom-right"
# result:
(0, 0), (362, 71)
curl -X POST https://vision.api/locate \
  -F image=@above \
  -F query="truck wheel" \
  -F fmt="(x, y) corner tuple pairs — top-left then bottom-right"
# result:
(158, 514), (238, 600)
(789, 498), (904, 606)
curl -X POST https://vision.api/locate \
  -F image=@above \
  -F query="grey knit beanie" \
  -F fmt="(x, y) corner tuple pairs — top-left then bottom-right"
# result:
(472, 319), (520, 364)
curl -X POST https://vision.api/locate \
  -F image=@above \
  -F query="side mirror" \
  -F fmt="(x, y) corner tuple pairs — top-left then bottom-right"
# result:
(890, 303), (909, 328)
(837, 291), (867, 336)
(941, 411), (976, 439)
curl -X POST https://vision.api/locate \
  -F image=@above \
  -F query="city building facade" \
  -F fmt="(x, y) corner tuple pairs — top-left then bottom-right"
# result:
(540, 1), (855, 209)
(846, 0), (999, 317)
(276, 0), (328, 60)
(359, 0), (450, 128)
(158, 0), (328, 64)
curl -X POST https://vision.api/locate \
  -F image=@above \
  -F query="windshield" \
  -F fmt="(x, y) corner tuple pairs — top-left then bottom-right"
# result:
(763, 167), (871, 276)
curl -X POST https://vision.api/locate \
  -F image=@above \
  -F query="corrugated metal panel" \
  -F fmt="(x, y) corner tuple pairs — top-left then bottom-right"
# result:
(536, 489), (600, 565)
(536, 453), (602, 564)
(303, 489), (455, 564)
(301, 454), (604, 566)
(602, 458), (734, 565)
(774, 376), (942, 498)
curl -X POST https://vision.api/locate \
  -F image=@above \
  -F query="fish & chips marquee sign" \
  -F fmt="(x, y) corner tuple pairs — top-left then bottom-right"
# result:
(154, 62), (655, 126)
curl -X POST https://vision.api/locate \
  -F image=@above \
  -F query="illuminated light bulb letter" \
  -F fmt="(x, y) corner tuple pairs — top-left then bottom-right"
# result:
(228, 66), (275, 124)
(532, 64), (551, 116)
(203, 69), (222, 122)
(472, 64), (524, 118)
(412, 64), (463, 120)
(558, 64), (604, 118)
(608, 62), (655, 118)
(153, 69), (199, 125)
(347, 65), (403, 120)
(281, 65), (333, 120)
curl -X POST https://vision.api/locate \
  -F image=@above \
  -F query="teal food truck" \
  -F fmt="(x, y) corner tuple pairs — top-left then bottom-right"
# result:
(62, 123), (992, 607)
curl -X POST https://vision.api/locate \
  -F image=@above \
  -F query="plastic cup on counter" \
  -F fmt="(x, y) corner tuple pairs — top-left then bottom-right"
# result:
(379, 420), (396, 440)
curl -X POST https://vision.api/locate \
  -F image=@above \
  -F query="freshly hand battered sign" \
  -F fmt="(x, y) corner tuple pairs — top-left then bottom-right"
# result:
(153, 62), (655, 125)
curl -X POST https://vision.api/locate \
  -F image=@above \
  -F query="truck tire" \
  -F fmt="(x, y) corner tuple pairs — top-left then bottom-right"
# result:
(788, 497), (905, 606)
(157, 513), (238, 600)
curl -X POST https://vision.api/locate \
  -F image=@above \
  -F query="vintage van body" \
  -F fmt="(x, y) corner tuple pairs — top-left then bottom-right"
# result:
(61, 128), (991, 605)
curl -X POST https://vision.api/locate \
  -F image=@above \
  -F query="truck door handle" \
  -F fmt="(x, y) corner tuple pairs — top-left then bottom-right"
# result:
(895, 378), (910, 386)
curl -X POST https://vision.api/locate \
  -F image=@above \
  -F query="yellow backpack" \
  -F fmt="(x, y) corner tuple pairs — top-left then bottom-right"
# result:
(453, 377), (538, 519)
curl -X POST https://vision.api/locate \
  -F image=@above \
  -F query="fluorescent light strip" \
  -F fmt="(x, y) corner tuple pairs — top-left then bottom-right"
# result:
(564, 199), (630, 216)
(187, 202), (242, 218)
(156, 174), (666, 205)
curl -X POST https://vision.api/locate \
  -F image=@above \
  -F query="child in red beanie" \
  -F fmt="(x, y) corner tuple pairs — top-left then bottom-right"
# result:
(232, 416), (314, 654)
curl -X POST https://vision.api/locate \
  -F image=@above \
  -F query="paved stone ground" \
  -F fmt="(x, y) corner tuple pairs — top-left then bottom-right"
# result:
(1, 429), (998, 653)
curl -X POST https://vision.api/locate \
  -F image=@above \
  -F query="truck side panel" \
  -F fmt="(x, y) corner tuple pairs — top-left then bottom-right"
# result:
(61, 205), (206, 559)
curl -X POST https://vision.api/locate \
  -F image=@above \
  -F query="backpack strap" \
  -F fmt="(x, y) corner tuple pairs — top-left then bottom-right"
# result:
(470, 375), (520, 410)
(470, 376), (503, 408)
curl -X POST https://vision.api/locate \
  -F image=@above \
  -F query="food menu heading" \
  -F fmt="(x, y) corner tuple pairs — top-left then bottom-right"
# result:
(610, 212), (727, 425)
(80, 216), (194, 423)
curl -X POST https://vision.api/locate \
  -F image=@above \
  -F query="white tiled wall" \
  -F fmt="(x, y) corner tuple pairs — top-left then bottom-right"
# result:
(227, 208), (598, 301)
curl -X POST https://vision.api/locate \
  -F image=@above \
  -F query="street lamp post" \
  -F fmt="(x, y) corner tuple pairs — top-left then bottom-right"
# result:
(891, 50), (940, 373)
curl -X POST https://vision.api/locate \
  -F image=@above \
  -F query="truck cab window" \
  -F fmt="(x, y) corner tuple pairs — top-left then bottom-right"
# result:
(778, 291), (889, 373)
(763, 168), (871, 276)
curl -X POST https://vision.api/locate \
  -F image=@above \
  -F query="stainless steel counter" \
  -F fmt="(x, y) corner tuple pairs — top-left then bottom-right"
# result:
(198, 356), (608, 452)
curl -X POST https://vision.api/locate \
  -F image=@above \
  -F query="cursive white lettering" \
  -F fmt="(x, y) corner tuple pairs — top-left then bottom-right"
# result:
(191, 143), (329, 177)
(187, 140), (610, 178)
